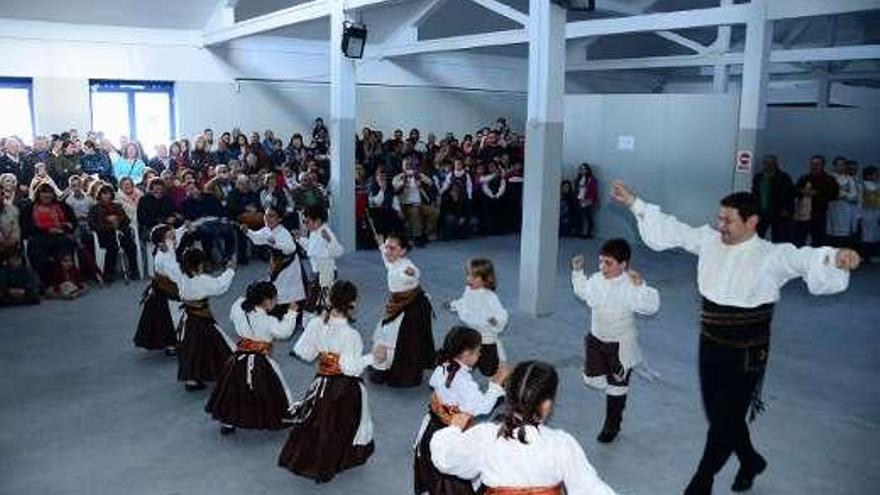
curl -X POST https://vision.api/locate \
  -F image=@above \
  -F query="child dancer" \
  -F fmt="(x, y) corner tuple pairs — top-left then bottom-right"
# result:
(299, 205), (344, 307)
(414, 326), (509, 495)
(430, 361), (618, 495)
(571, 238), (660, 443)
(242, 206), (306, 318)
(134, 224), (185, 355)
(206, 281), (297, 435)
(278, 280), (384, 482)
(446, 258), (508, 377)
(176, 247), (236, 391)
(369, 234), (435, 388)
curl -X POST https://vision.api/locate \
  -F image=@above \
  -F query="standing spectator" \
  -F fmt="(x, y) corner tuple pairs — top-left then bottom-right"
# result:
(860, 166), (880, 261)
(793, 155), (838, 247)
(148, 144), (173, 174)
(47, 139), (81, 187)
(368, 168), (403, 237)
(439, 183), (473, 240)
(112, 143), (146, 185)
(89, 184), (140, 283)
(79, 140), (113, 181)
(751, 155), (794, 242)
(190, 135), (215, 174)
(559, 180), (578, 237)
(826, 157), (859, 248)
(575, 163), (599, 239)
(0, 137), (35, 192)
(393, 158), (439, 246)
(117, 177), (143, 227)
(137, 179), (180, 235)
(479, 160), (507, 235)
(226, 174), (262, 264)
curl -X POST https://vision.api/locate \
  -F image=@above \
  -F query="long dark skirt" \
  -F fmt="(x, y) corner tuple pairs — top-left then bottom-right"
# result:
(414, 414), (477, 495)
(278, 374), (374, 482)
(133, 289), (176, 350)
(375, 294), (435, 388)
(177, 313), (234, 382)
(206, 352), (293, 430)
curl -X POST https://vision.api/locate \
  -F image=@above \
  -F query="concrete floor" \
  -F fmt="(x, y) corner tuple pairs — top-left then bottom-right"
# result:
(1, 235), (878, 495)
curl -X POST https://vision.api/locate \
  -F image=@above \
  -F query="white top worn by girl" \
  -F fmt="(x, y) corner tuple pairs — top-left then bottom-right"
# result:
(178, 268), (235, 302)
(154, 225), (186, 282)
(630, 198), (850, 307)
(572, 271), (660, 370)
(431, 423), (617, 495)
(371, 242), (421, 371)
(293, 315), (375, 445)
(246, 224), (305, 304)
(303, 224), (343, 288)
(450, 287), (509, 360)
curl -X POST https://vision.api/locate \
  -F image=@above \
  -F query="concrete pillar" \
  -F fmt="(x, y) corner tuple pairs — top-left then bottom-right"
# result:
(518, 0), (566, 316)
(733, 12), (773, 192)
(712, 0), (733, 93)
(329, 0), (357, 251)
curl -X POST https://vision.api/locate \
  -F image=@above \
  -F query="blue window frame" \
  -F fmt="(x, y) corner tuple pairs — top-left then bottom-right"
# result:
(0, 77), (36, 143)
(89, 80), (175, 152)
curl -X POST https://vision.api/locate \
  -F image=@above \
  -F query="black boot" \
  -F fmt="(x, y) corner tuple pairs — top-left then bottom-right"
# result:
(731, 454), (767, 492)
(597, 394), (626, 443)
(684, 473), (713, 495)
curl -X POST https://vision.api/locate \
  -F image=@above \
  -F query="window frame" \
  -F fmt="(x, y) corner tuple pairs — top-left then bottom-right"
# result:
(0, 77), (36, 143)
(88, 79), (175, 144)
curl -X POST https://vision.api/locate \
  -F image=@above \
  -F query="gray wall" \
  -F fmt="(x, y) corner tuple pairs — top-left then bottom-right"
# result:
(563, 93), (740, 240)
(175, 80), (526, 142)
(763, 107), (880, 178)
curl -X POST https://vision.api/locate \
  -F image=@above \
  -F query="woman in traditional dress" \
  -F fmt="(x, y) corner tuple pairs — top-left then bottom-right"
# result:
(278, 280), (385, 482)
(176, 247), (236, 391)
(369, 234), (435, 388)
(206, 281), (297, 434)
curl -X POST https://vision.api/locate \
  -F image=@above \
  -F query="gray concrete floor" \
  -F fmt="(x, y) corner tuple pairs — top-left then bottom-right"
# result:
(1, 235), (878, 495)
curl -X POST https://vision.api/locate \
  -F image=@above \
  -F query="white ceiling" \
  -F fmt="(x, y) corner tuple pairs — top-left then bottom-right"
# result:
(0, 0), (218, 29)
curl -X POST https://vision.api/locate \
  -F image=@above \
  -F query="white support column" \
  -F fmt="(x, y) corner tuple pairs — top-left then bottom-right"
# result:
(518, 0), (566, 316)
(329, 0), (357, 251)
(734, 8), (773, 191)
(712, 0), (732, 93)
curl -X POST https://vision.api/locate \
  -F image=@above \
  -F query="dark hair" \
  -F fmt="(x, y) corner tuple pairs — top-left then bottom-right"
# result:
(468, 258), (497, 291)
(149, 224), (173, 255)
(496, 361), (559, 444)
(863, 165), (878, 180)
(832, 155), (847, 165)
(385, 233), (411, 252)
(148, 178), (166, 190)
(600, 238), (631, 265)
(720, 191), (760, 223)
(304, 205), (328, 223)
(241, 281), (277, 313)
(435, 326), (483, 388)
(810, 154), (826, 166)
(324, 279), (358, 323)
(181, 247), (208, 277)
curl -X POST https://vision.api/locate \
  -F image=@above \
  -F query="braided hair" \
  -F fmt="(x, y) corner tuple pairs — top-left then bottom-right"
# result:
(324, 279), (358, 323)
(495, 360), (558, 444)
(241, 281), (277, 313)
(435, 326), (482, 388)
(149, 224), (172, 256)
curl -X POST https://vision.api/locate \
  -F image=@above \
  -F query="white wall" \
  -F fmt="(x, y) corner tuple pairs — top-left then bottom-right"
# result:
(563, 94), (740, 240)
(764, 107), (880, 177)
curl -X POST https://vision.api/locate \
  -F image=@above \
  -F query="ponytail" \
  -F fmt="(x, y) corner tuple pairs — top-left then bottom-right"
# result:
(241, 281), (277, 313)
(323, 279), (358, 324)
(435, 326), (482, 388)
(495, 360), (558, 444)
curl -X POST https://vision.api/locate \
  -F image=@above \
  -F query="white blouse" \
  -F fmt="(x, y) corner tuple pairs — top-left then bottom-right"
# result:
(431, 423), (617, 495)
(246, 224), (304, 304)
(450, 287), (508, 344)
(229, 297), (296, 343)
(178, 268), (235, 302)
(430, 362), (505, 417)
(380, 243), (420, 293)
(293, 315), (375, 377)
(303, 224), (344, 286)
(571, 271), (659, 343)
(154, 225), (187, 282)
(630, 198), (849, 308)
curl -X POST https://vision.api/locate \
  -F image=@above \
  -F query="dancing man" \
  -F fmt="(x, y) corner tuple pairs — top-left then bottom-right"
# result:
(610, 181), (860, 494)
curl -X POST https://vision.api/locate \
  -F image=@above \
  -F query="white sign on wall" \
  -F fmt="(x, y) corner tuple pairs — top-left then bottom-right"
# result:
(735, 149), (753, 173)
(617, 135), (635, 151)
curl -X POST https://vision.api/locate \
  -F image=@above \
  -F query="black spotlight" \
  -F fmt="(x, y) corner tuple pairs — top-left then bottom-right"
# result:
(341, 21), (368, 59)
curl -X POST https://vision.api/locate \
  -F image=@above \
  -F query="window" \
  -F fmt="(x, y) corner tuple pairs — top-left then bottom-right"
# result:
(0, 78), (35, 144)
(90, 80), (174, 154)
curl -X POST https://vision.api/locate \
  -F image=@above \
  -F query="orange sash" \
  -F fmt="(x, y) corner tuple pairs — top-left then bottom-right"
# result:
(430, 393), (474, 430)
(483, 485), (563, 495)
(237, 338), (273, 355)
(318, 352), (342, 376)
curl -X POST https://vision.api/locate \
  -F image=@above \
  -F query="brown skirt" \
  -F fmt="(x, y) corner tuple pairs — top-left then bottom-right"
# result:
(414, 413), (478, 495)
(205, 352), (293, 430)
(177, 313), (234, 382)
(133, 288), (176, 350)
(372, 292), (435, 388)
(278, 374), (374, 482)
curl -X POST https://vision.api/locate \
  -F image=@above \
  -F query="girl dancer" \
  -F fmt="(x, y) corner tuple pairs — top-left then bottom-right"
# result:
(446, 258), (509, 377)
(571, 239), (660, 443)
(242, 206), (307, 318)
(206, 281), (297, 435)
(278, 280), (383, 482)
(177, 248), (236, 391)
(133, 224), (186, 356)
(430, 361), (618, 495)
(299, 205), (344, 307)
(414, 326), (509, 495)
(369, 234), (435, 388)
